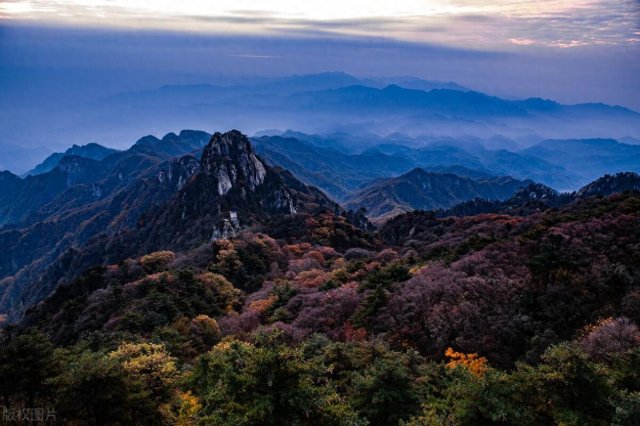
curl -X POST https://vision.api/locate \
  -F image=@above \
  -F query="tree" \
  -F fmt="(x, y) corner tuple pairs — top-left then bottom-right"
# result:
(350, 356), (421, 425)
(188, 315), (222, 352)
(109, 341), (179, 419)
(190, 332), (360, 425)
(0, 329), (60, 408)
(54, 349), (130, 425)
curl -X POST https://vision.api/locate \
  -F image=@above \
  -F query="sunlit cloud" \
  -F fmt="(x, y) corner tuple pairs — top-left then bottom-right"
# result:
(509, 38), (536, 46)
(0, 0), (638, 49)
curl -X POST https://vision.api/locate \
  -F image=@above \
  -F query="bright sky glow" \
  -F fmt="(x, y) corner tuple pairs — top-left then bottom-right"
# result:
(1, 0), (638, 49)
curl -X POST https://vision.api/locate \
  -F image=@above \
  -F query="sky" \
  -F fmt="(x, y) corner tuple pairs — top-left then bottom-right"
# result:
(1, 0), (638, 100)
(0, 0), (639, 157)
(1, 0), (639, 48)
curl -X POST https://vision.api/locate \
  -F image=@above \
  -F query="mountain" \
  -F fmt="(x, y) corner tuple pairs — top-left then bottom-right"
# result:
(0, 130), (344, 322)
(127, 130), (340, 251)
(252, 133), (575, 200)
(375, 76), (470, 92)
(344, 168), (531, 222)
(24, 143), (119, 176)
(576, 172), (640, 198)
(251, 135), (413, 200)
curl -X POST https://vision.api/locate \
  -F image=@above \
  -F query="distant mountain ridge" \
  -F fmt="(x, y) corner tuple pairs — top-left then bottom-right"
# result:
(290, 84), (639, 117)
(9, 71), (637, 160)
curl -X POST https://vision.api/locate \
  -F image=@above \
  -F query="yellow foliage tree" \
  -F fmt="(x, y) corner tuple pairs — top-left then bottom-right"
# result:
(109, 342), (179, 400)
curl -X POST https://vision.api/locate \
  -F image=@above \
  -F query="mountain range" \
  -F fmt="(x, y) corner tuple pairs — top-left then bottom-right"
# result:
(252, 132), (640, 196)
(4, 72), (640, 170)
(1, 128), (639, 325)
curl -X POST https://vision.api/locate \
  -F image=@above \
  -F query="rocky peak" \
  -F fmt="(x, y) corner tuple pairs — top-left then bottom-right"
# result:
(200, 130), (267, 195)
(509, 183), (558, 204)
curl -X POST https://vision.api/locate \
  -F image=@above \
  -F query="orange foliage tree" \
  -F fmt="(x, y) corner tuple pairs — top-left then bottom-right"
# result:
(444, 347), (488, 377)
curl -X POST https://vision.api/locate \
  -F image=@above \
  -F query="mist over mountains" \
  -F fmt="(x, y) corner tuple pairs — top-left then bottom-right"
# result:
(2, 72), (640, 175)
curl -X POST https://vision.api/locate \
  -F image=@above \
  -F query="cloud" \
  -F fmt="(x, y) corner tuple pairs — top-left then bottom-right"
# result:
(0, 0), (638, 49)
(509, 38), (536, 46)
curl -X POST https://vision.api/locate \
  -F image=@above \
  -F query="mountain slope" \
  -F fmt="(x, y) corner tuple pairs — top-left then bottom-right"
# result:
(252, 132), (578, 196)
(345, 168), (531, 222)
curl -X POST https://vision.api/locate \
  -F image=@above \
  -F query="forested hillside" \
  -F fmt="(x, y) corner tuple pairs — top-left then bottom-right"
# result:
(3, 179), (639, 424)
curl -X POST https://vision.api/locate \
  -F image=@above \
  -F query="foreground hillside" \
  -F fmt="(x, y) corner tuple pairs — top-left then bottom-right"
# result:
(3, 173), (640, 424)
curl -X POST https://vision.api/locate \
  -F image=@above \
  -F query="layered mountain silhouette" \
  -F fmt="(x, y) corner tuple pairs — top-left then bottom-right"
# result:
(251, 133), (577, 197)
(0, 130), (210, 227)
(6, 72), (639, 164)
(1, 126), (639, 324)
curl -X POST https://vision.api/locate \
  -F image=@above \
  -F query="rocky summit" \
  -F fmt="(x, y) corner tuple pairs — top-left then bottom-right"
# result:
(139, 130), (338, 249)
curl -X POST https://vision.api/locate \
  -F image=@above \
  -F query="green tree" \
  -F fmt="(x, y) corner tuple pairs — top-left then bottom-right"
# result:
(350, 356), (421, 425)
(190, 332), (361, 425)
(54, 349), (130, 426)
(0, 329), (60, 408)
